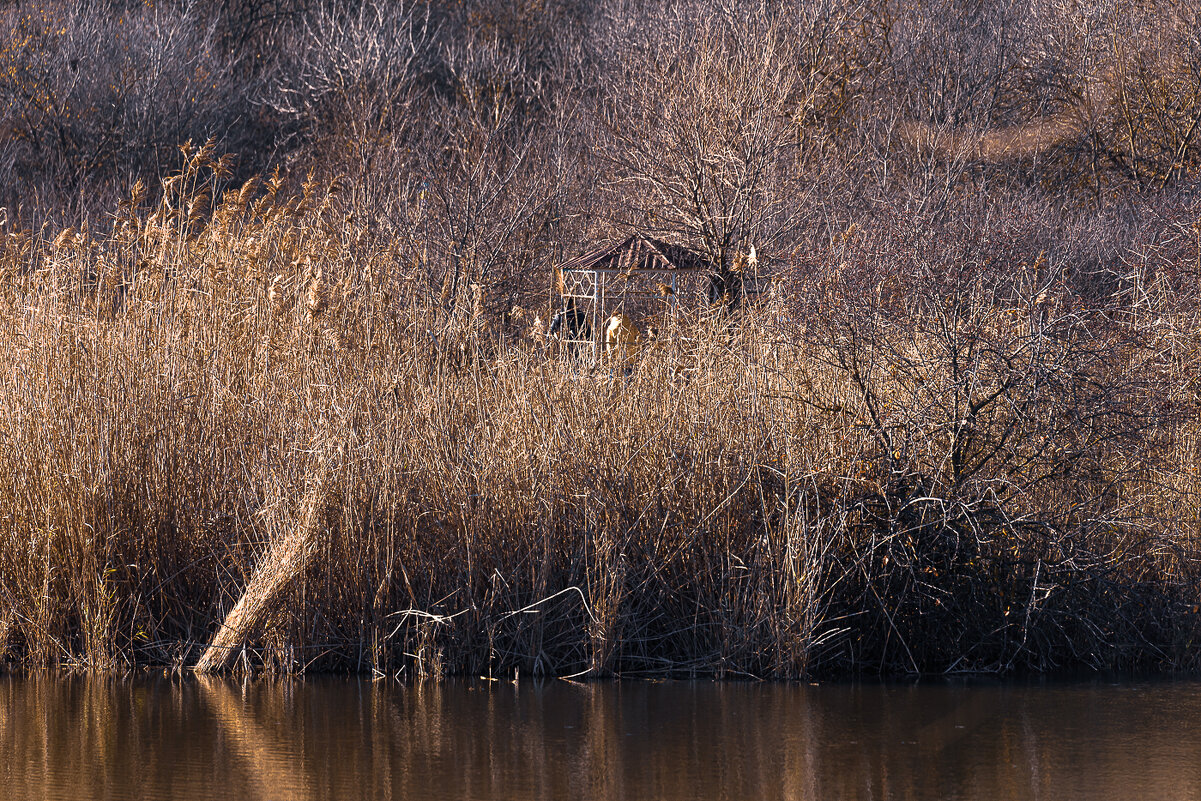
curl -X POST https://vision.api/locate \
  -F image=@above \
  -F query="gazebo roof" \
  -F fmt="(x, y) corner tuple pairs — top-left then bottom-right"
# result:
(558, 235), (709, 274)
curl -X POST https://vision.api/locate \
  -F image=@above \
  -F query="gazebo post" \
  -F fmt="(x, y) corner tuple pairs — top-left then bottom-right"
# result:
(596, 269), (606, 364)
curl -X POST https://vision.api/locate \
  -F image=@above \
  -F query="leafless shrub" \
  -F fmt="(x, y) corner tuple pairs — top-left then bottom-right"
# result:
(0, 2), (255, 216)
(265, 1), (434, 157)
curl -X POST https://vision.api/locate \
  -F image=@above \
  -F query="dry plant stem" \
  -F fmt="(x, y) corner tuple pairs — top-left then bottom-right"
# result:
(195, 470), (335, 673)
(0, 608), (12, 661)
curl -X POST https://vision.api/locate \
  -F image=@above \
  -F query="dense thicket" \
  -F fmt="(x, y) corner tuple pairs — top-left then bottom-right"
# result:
(2, 0), (1201, 677)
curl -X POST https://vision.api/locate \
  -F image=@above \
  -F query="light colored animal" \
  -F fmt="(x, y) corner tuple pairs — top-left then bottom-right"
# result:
(604, 312), (642, 364)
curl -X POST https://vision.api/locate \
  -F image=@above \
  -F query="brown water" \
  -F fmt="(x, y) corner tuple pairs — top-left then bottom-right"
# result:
(2, 675), (1200, 801)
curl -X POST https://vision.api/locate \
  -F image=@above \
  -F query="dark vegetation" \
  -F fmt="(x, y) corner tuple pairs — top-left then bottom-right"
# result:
(2, 0), (1201, 677)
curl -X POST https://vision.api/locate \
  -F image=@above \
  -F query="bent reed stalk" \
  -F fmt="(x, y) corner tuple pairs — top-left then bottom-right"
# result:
(1, 154), (1200, 678)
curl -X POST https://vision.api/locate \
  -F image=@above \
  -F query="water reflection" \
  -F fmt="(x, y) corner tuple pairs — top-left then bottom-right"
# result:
(2, 674), (1200, 800)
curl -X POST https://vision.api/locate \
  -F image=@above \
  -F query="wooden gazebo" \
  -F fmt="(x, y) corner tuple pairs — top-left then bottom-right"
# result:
(554, 235), (713, 360)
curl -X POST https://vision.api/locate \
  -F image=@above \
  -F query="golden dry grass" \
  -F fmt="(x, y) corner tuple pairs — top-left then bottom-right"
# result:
(0, 152), (1199, 677)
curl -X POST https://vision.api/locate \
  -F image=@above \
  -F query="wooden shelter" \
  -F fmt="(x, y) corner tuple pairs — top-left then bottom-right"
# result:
(554, 235), (706, 360)
(554, 234), (767, 360)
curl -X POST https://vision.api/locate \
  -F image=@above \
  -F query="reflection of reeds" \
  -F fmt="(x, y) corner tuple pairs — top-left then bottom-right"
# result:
(196, 676), (316, 801)
(7, 677), (1201, 800)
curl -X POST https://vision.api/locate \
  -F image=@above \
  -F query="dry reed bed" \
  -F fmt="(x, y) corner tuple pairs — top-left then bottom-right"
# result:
(0, 155), (1199, 677)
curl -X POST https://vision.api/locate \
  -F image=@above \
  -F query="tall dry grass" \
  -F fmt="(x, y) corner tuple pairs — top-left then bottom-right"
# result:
(0, 147), (1199, 678)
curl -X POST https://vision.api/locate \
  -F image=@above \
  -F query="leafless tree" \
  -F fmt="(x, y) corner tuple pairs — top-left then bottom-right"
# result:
(600, 6), (803, 292)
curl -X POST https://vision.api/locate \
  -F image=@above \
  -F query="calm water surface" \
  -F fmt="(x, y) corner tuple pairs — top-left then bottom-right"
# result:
(2, 674), (1200, 800)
